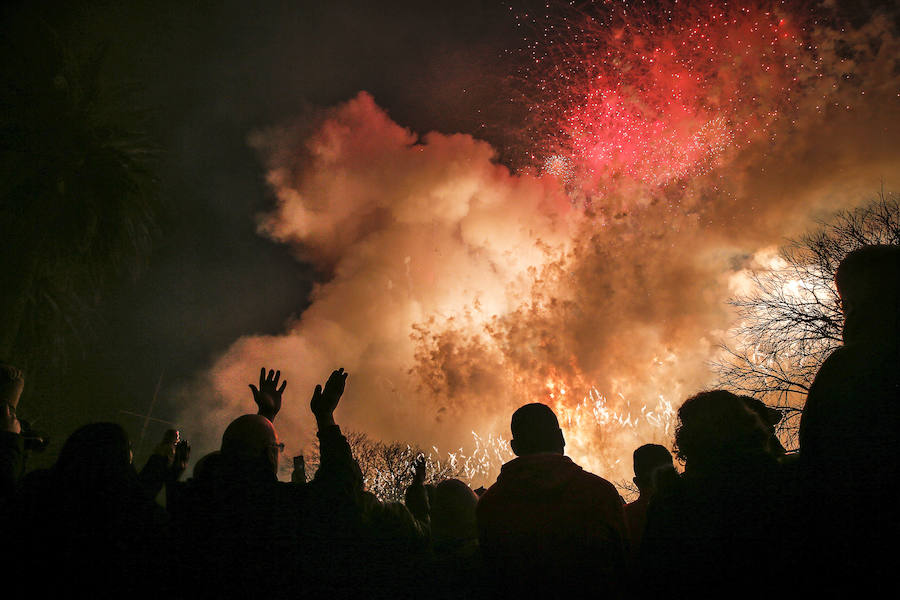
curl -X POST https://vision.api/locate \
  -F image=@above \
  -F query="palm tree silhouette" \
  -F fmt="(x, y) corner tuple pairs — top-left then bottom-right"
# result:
(1, 23), (161, 370)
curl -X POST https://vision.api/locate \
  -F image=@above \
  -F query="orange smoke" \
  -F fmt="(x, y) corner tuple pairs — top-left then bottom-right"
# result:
(178, 14), (899, 486)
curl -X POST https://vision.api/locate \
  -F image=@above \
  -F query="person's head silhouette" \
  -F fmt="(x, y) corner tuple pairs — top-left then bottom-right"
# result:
(510, 403), (565, 456)
(431, 478), (479, 543)
(835, 244), (900, 344)
(632, 443), (675, 496)
(221, 414), (281, 474)
(56, 422), (134, 489)
(675, 390), (769, 471)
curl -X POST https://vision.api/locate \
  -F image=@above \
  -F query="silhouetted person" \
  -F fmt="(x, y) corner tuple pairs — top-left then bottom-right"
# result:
(404, 455), (431, 526)
(431, 479), (479, 556)
(799, 244), (900, 590)
(402, 458), (481, 597)
(138, 428), (191, 500)
(1, 363), (25, 503)
(428, 479), (483, 600)
(357, 490), (430, 598)
(170, 367), (363, 598)
(624, 444), (676, 556)
(477, 403), (628, 598)
(10, 422), (171, 596)
(639, 390), (794, 597)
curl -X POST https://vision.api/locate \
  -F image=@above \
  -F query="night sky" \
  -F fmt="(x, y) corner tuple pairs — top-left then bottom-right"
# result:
(5, 0), (525, 465)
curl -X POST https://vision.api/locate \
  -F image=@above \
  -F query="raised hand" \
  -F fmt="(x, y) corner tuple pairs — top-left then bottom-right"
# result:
(413, 454), (427, 486)
(2, 402), (20, 435)
(250, 367), (286, 422)
(172, 439), (191, 480)
(404, 454), (430, 521)
(310, 368), (348, 428)
(0, 364), (25, 410)
(153, 429), (179, 465)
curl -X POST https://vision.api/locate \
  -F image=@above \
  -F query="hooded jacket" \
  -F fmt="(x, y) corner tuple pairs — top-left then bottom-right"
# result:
(798, 289), (900, 590)
(477, 453), (628, 597)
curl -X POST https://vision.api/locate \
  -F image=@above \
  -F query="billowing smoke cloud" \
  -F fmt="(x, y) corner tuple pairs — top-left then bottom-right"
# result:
(179, 11), (899, 485)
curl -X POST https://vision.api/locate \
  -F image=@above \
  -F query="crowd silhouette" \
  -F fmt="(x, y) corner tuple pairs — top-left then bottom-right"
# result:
(2, 244), (898, 598)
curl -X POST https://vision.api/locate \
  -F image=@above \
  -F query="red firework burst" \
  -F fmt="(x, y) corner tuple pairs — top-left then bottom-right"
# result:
(515, 1), (822, 189)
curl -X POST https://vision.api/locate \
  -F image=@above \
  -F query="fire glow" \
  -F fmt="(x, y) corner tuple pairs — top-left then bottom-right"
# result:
(180, 0), (899, 490)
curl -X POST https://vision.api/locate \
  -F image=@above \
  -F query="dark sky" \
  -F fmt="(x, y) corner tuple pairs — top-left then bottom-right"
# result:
(6, 0), (524, 465)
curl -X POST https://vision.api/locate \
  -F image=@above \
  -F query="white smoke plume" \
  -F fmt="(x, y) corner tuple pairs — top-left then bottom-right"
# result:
(178, 14), (899, 486)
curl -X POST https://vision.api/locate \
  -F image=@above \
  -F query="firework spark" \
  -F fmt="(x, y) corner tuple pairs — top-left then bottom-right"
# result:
(182, 0), (898, 493)
(516, 1), (821, 189)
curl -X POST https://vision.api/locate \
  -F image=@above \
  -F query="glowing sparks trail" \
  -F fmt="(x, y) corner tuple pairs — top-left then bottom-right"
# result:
(442, 385), (677, 489)
(515, 1), (821, 189)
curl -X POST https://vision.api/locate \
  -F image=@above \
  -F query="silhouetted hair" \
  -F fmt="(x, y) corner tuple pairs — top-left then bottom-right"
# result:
(192, 451), (221, 480)
(510, 403), (563, 455)
(674, 390), (767, 464)
(363, 495), (426, 552)
(55, 422), (134, 489)
(431, 478), (478, 542)
(633, 444), (674, 479)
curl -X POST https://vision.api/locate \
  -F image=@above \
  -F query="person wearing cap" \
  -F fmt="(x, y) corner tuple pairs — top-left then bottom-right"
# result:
(799, 244), (900, 590)
(476, 402), (628, 598)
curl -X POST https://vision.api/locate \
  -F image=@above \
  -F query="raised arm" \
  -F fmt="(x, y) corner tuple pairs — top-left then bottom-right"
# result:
(139, 429), (190, 498)
(1, 402), (24, 503)
(404, 454), (430, 524)
(1, 365), (25, 502)
(309, 368), (346, 430)
(309, 368), (362, 491)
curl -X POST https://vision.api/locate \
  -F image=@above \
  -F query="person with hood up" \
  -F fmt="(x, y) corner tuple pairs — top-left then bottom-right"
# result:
(477, 402), (628, 598)
(799, 244), (900, 592)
